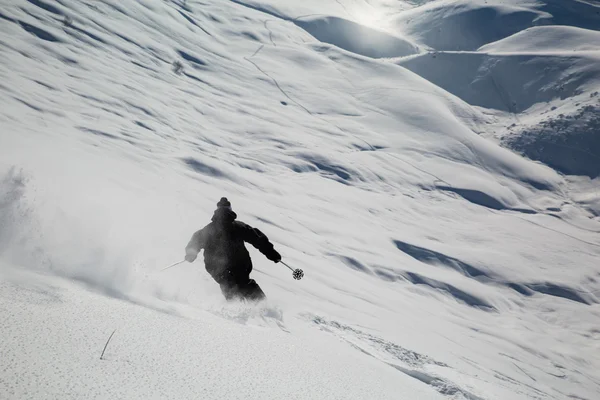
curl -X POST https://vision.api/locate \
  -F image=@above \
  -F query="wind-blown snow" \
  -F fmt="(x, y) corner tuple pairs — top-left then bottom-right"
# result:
(1, 0), (600, 399)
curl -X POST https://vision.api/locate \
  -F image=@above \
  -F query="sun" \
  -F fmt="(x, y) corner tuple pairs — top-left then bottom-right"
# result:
(350, 5), (389, 32)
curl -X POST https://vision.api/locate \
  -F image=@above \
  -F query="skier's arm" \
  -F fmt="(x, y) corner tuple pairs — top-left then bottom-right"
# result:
(185, 228), (206, 262)
(240, 224), (281, 263)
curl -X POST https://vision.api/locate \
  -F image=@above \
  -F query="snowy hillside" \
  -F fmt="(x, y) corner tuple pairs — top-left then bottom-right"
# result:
(1, 0), (599, 399)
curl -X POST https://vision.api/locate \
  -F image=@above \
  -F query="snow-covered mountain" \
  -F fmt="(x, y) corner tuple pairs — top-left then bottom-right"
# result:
(1, 0), (599, 399)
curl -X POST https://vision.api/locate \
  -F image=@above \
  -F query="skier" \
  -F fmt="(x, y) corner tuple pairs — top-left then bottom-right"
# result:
(184, 197), (281, 301)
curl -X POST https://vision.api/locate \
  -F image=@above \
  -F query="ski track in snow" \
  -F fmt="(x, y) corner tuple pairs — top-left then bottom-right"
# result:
(1, 0), (600, 399)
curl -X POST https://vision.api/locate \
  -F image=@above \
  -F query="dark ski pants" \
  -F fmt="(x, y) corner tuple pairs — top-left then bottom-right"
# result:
(219, 277), (266, 302)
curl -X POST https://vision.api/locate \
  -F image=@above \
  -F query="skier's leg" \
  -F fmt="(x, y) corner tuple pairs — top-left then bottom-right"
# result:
(219, 282), (234, 301)
(241, 279), (266, 302)
(219, 278), (241, 301)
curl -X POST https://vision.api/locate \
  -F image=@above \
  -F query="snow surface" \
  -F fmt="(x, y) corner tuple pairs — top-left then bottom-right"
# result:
(1, 0), (600, 399)
(479, 26), (600, 54)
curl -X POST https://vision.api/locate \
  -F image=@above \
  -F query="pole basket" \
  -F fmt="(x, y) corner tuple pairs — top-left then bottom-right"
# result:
(292, 269), (304, 280)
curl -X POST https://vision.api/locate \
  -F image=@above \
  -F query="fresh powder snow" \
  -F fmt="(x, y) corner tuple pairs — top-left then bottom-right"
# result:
(1, 0), (599, 399)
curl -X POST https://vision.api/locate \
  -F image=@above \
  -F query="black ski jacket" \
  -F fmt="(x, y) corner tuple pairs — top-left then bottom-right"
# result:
(185, 209), (280, 283)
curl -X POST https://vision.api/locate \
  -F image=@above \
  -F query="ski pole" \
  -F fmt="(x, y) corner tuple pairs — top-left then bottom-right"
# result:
(281, 261), (304, 280)
(160, 259), (186, 272)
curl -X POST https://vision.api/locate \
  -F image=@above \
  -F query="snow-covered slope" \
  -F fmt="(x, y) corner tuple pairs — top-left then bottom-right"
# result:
(479, 25), (600, 53)
(392, 0), (551, 51)
(1, 0), (600, 399)
(2, 266), (446, 400)
(395, 0), (600, 204)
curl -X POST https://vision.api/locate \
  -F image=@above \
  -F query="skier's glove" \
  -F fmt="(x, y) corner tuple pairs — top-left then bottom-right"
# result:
(185, 253), (197, 263)
(272, 250), (281, 263)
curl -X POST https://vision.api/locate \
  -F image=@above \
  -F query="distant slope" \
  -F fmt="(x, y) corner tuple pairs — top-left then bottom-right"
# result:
(503, 101), (600, 178)
(397, 52), (600, 113)
(393, 0), (600, 181)
(535, 0), (600, 31)
(294, 16), (420, 59)
(392, 0), (550, 51)
(398, 50), (600, 178)
(479, 25), (600, 53)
